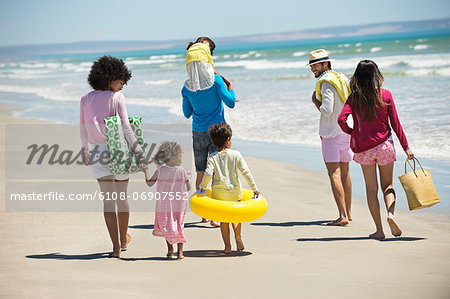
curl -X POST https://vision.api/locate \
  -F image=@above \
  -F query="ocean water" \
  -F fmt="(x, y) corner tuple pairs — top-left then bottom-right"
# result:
(0, 31), (449, 212)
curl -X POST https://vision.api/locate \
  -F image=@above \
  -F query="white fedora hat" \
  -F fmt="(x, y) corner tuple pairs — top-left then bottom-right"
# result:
(306, 49), (334, 66)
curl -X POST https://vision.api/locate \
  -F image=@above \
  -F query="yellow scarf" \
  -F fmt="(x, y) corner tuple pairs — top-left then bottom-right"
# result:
(186, 43), (214, 67)
(316, 70), (350, 103)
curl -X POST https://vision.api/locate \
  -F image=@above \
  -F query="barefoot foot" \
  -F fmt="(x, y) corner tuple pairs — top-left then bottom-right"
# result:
(235, 237), (245, 251)
(166, 242), (174, 258)
(369, 231), (386, 240)
(121, 233), (132, 251)
(109, 247), (121, 258)
(201, 218), (208, 223)
(223, 245), (231, 254)
(177, 253), (184, 259)
(210, 221), (220, 227)
(327, 218), (349, 226)
(387, 214), (402, 237)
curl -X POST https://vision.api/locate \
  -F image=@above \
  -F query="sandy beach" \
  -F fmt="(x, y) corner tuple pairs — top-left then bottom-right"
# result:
(0, 105), (449, 299)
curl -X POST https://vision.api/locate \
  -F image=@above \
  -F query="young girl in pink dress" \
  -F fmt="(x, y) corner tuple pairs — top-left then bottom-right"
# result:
(144, 141), (190, 259)
(338, 60), (414, 240)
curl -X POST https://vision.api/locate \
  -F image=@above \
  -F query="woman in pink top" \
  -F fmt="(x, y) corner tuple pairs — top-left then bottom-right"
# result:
(80, 56), (144, 258)
(338, 60), (414, 240)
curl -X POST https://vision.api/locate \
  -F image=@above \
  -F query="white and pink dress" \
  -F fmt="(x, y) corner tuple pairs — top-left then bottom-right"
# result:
(152, 165), (189, 244)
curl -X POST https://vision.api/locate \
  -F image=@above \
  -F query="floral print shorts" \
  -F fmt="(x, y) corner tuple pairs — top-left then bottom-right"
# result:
(353, 138), (396, 166)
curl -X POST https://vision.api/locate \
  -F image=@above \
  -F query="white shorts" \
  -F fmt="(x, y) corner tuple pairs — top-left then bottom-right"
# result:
(90, 144), (129, 180)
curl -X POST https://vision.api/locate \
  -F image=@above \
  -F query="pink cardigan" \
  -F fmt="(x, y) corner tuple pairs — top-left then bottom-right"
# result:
(338, 88), (409, 153)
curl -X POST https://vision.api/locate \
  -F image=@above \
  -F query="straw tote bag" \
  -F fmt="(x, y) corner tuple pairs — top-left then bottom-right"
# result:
(398, 158), (440, 211)
(104, 92), (146, 174)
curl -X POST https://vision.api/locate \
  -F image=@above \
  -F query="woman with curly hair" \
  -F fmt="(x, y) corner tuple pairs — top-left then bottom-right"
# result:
(144, 141), (191, 259)
(80, 55), (144, 258)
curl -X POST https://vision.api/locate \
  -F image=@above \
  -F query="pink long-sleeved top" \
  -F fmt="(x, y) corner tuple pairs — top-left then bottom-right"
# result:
(80, 90), (141, 155)
(338, 88), (409, 153)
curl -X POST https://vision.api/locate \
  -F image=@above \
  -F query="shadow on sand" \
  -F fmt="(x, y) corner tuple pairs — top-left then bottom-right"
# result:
(184, 222), (221, 229)
(296, 236), (426, 242)
(251, 220), (332, 227)
(26, 252), (110, 260)
(128, 224), (154, 229)
(128, 222), (219, 230)
(119, 256), (178, 261)
(26, 252), (191, 261)
(183, 250), (252, 258)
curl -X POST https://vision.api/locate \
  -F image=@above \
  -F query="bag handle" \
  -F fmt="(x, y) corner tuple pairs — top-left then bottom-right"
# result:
(404, 157), (426, 178)
(112, 92), (125, 147)
(113, 92), (120, 116)
(404, 158), (415, 173)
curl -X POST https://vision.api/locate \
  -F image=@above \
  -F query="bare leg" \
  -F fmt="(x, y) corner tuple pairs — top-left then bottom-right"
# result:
(195, 171), (204, 191)
(196, 171), (220, 226)
(340, 162), (352, 221)
(232, 223), (244, 251)
(361, 164), (385, 240)
(115, 179), (131, 250)
(195, 172), (210, 223)
(379, 162), (402, 237)
(166, 240), (174, 258)
(98, 176), (120, 257)
(177, 243), (184, 259)
(220, 222), (231, 253)
(325, 162), (349, 226)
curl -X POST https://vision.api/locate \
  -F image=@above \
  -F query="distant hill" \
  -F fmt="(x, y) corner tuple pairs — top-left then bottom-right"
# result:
(222, 18), (450, 43)
(1, 18), (449, 60)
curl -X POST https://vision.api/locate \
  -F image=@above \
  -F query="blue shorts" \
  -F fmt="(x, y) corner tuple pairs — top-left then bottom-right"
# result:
(192, 131), (217, 172)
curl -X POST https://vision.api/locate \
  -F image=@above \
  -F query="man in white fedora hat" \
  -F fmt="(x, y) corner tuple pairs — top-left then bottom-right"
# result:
(308, 49), (353, 226)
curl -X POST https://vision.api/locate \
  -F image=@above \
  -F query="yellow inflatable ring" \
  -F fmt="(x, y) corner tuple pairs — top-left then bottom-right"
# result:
(189, 188), (268, 223)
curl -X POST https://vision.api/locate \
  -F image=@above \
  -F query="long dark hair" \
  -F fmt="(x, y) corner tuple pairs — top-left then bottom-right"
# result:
(349, 60), (385, 122)
(186, 37), (216, 55)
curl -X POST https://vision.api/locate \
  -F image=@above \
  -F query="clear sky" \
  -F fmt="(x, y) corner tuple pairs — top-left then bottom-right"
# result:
(0, 0), (449, 47)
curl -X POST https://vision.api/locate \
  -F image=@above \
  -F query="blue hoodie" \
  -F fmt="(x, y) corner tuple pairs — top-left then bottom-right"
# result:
(182, 74), (236, 132)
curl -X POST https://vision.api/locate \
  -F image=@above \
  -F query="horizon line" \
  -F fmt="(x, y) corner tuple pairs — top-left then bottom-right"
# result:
(1, 17), (449, 49)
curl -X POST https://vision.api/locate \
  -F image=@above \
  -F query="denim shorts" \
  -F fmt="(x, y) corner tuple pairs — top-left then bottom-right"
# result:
(192, 131), (217, 172)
